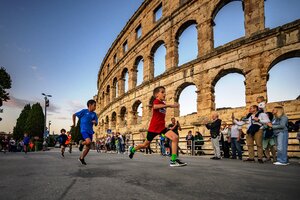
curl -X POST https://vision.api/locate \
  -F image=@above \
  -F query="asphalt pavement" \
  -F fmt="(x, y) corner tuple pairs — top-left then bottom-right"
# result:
(0, 149), (299, 200)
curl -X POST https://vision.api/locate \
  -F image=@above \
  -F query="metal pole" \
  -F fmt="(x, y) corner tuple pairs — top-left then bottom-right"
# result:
(44, 96), (47, 142)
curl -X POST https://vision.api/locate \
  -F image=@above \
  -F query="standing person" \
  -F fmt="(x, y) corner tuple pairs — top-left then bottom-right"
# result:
(220, 123), (230, 158)
(1, 135), (9, 153)
(205, 112), (222, 160)
(128, 86), (187, 167)
(263, 112), (276, 162)
(194, 131), (204, 155)
(268, 106), (289, 166)
(58, 129), (68, 157)
(245, 105), (270, 163)
(72, 99), (98, 165)
(66, 132), (72, 153)
(231, 114), (243, 160)
(185, 131), (194, 154)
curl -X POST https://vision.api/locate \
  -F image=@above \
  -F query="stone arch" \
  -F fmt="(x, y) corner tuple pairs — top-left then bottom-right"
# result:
(120, 106), (127, 127)
(105, 115), (109, 131)
(212, 68), (246, 109)
(102, 91), (105, 106)
(132, 100), (143, 125)
(106, 85), (111, 104)
(150, 40), (166, 77)
(211, 0), (244, 21)
(111, 111), (117, 129)
(133, 56), (144, 86)
(175, 20), (198, 66)
(113, 77), (118, 99)
(121, 68), (129, 94)
(212, 0), (245, 47)
(174, 82), (198, 117)
(267, 50), (300, 102)
(267, 50), (300, 73)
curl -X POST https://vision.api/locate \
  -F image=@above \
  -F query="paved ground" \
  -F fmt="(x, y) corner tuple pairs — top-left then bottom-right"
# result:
(0, 149), (299, 200)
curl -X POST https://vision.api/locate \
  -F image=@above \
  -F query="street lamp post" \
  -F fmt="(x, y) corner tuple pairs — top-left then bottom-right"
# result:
(42, 93), (52, 142)
(48, 121), (51, 136)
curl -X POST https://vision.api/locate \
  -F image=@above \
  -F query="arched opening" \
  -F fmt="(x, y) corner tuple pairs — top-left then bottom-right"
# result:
(213, 69), (246, 109)
(106, 85), (111, 104)
(122, 68), (129, 93)
(113, 77), (118, 99)
(111, 112), (117, 129)
(176, 20), (198, 66)
(265, 0), (300, 29)
(213, 0), (245, 47)
(267, 52), (300, 102)
(132, 100), (143, 125)
(105, 116), (109, 132)
(102, 91), (105, 106)
(134, 56), (144, 86)
(151, 40), (166, 77)
(175, 83), (198, 116)
(120, 106), (127, 127)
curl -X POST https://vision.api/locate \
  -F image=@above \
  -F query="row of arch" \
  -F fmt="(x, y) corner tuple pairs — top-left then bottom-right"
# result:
(99, 50), (300, 131)
(98, 0), (299, 109)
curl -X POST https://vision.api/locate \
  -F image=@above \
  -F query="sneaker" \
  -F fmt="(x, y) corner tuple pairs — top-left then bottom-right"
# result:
(210, 157), (216, 159)
(78, 157), (87, 165)
(273, 162), (287, 166)
(79, 141), (84, 152)
(128, 146), (135, 159)
(258, 159), (264, 164)
(214, 157), (221, 160)
(170, 159), (187, 167)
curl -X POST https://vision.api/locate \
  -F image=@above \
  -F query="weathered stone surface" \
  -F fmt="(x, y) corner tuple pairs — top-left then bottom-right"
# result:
(95, 0), (300, 157)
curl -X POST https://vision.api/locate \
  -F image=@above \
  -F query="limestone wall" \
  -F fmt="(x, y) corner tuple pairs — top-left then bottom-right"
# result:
(95, 0), (300, 157)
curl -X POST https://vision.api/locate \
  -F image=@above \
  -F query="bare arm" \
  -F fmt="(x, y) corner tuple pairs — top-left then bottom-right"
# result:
(153, 103), (179, 110)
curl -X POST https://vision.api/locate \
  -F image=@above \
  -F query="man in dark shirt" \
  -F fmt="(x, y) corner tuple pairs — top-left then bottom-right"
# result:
(205, 112), (222, 160)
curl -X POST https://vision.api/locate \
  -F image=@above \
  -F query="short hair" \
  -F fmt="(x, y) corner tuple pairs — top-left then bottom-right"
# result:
(274, 106), (285, 118)
(149, 86), (165, 105)
(61, 129), (66, 133)
(251, 105), (259, 111)
(87, 99), (96, 107)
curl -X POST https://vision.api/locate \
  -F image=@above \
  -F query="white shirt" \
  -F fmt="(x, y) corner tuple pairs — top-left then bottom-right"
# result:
(247, 112), (270, 130)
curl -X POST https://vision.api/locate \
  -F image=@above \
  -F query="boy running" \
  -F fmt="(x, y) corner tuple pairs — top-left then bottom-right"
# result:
(72, 99), (98, 165)
(58, 129), (68, 157)
(128, 86), (187, 167)
(23, 133), (30, 154)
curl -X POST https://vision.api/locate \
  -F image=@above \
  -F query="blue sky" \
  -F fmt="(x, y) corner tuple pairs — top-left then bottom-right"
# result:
(0, 0), (299, 134)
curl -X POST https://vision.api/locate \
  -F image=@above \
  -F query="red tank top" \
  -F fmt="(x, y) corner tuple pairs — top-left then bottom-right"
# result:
(148, 98), (166, 133)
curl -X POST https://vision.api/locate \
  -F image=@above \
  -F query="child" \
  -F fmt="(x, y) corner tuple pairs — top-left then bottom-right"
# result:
(23, 133), (30, 154)
(72, 99), (98, 165)
(58, 129), (68, 157)
(128, 86), (187, 167)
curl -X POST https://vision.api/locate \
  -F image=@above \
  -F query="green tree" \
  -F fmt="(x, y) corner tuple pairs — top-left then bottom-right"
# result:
(13, 104), (31, 141)
(70, 120), (82, 144)
(0, 67), (12, 106)
(25, 103), (44, 139)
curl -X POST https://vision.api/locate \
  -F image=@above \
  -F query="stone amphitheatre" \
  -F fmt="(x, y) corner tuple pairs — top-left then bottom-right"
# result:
(95, 0), (300, 157)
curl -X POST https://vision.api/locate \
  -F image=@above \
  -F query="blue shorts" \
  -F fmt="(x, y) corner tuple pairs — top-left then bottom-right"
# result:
(81, 132), (93, 141)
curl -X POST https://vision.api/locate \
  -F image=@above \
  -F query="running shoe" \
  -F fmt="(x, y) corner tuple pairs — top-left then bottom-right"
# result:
(128, 146), (135, 159)
(170, 159), (187, 167)
(78, 157), (87, 165)
(273, 162), (287, 166)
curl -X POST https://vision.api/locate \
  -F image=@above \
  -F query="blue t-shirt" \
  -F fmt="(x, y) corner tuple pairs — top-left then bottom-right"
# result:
(23, 136), (30, 145)
(75, 109), (98, 134)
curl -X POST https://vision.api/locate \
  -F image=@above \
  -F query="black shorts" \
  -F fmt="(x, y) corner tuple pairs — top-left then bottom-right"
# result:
(146, 128), (168, 142)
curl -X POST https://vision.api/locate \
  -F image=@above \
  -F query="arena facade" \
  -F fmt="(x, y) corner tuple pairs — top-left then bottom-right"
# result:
(95, 0), (300, 156)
